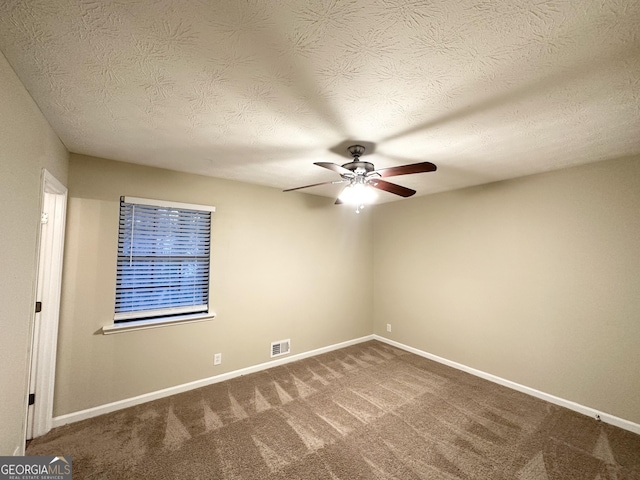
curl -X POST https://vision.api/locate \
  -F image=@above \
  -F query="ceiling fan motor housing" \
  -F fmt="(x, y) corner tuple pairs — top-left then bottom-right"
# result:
(342, 144), (380, 179)
(341, 161), (376, 176)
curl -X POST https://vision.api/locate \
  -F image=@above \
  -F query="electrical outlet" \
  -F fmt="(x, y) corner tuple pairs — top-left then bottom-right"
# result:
(386, 323), (391, 332)
(214, 353), (222, 365)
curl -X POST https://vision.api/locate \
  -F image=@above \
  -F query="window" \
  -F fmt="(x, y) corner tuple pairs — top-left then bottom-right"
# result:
(113, 196), (215, 327)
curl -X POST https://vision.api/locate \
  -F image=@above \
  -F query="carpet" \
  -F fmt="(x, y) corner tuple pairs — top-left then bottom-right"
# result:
(27, 340), (640, 479)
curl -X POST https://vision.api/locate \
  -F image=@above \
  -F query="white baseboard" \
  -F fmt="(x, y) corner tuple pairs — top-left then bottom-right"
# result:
(374, 335), (640, 436)
(51, 333), (640, 437)
(52, 335), (375, 428)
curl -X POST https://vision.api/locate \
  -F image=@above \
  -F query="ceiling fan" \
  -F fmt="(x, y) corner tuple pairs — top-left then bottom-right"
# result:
(283, 145), (437, 212)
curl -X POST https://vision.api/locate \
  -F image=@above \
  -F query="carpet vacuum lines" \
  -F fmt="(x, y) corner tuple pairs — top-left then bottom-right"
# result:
(27, 340), (640, 479)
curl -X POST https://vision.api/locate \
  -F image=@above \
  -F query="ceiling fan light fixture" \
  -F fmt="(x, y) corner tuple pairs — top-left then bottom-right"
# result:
(338, 182), (376, 213)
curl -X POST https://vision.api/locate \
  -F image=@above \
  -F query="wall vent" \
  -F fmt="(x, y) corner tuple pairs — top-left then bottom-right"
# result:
(271, 339), (291, 358)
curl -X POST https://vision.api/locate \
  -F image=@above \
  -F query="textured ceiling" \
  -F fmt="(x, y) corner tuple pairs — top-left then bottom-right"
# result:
(1, 0), (639, 202)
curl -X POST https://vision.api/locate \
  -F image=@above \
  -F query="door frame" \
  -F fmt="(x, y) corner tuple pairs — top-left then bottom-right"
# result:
(26, 169), (67, 440)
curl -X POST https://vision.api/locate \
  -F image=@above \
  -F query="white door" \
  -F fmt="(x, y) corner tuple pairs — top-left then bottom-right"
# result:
(26, 169), (67, 440)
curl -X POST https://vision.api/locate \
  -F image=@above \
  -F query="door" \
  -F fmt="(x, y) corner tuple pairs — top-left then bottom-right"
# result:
(26, 169), (67, 440)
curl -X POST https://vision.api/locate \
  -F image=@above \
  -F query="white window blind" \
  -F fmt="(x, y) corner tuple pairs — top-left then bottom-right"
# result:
(114, 197), (214, 323)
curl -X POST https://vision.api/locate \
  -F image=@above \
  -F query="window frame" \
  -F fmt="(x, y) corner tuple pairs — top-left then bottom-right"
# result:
(103, 196), (216, 334)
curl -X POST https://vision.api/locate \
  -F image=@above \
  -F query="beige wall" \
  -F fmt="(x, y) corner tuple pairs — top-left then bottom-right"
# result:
(0, 52), (68, 454)
(56, 154), (640, 426)
(373, 156), (640, 424)
(55, 154), (373, 415)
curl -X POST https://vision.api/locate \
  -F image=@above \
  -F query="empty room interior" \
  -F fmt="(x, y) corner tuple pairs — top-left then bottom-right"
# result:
(1, 1), (639, 478)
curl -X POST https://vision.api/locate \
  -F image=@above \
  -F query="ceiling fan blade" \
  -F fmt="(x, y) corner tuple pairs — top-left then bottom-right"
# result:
(314, 162), (353, 176)
(375, 161), (437, 178)
(283, 180), (337, 192)
(370, 179), (416, 197)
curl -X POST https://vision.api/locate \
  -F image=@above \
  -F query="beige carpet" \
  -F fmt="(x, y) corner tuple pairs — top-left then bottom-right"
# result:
(28, 340), (640, 479)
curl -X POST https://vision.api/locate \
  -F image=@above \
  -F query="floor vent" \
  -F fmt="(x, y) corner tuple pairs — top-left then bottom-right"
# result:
(271, 339), (291, 358)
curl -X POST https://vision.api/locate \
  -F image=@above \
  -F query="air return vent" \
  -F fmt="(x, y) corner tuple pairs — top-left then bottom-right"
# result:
(271, 339), (291, 358)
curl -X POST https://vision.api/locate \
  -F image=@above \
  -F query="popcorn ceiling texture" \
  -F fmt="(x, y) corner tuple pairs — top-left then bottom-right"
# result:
(0, 0), (639, 200)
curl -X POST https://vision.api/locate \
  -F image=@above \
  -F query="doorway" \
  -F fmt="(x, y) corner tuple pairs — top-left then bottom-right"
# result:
(26, 169), (67, 440)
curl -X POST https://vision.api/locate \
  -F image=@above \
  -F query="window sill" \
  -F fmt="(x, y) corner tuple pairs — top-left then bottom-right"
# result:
(102, 312), (216, 335)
